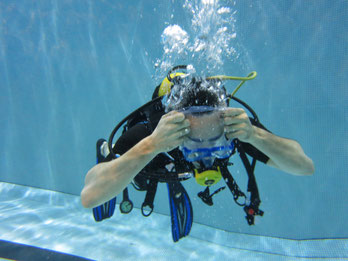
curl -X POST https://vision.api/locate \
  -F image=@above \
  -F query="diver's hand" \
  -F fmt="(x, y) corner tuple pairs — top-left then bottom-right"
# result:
(148, 111), (190, 153)
(223, 108), (255, 143)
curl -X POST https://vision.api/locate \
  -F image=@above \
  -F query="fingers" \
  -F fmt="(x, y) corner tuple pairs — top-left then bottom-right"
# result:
(223, 108), (253, 141)
(164, 111), (186, 123)
(160, 127), (189, 152)
(161, 111), (190, 131)
(156, 111), (190, 145)
(225, 129), (243, 140)
(223, 108), (247, 125)
(174, 125), (191, 139)
(165, 121), (190, 141)
(225, 122), (245, 136)
(223, 108), (245, 117)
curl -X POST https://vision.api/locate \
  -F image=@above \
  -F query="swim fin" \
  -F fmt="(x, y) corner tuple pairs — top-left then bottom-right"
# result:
(167, 181), (193, 242)
(93, 197), (116, 222)
(93, 139), (116, 222)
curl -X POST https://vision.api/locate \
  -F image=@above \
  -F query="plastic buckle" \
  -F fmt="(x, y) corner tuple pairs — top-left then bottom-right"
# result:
(244, 205), (264, 225)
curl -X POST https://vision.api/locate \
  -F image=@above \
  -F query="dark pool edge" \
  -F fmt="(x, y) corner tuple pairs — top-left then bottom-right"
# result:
(0, 239), (95, 261)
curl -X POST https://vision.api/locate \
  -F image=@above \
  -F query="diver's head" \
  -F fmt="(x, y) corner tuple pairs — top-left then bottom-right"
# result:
(164, 77), (233, 167)
(164, 77), (227, 112)
(168, 78), (227, 145)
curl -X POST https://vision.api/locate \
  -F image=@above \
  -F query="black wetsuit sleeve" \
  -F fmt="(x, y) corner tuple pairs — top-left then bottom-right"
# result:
(238, 118), (270, 164)
(105, 123), (151, 161)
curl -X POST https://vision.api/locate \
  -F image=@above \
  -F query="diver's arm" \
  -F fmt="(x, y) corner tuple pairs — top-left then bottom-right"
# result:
(224, 108), (314, 176)
(81, 111), (190, 209)
(81, 137), (158, 209)
(247, 126), (314, 176)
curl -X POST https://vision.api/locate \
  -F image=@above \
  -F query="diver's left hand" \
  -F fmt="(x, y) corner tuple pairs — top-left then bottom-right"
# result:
(223, 108), (255, 143)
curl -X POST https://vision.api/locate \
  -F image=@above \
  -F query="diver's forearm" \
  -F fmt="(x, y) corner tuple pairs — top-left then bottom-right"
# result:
(248, 126), (314, 175)
(81, 136), (158, 208)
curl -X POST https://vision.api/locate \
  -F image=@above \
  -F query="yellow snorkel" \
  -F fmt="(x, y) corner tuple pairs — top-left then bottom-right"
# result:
(206, 71), (257, 97)
(158, 72), (186, 97)
(159, 67), (257, 98)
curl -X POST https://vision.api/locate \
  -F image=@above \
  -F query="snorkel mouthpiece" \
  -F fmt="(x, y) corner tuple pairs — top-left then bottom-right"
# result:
(194, 167), (222, 186)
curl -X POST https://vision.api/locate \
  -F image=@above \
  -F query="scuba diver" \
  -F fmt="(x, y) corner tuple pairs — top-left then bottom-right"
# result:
(81, 65), (314, 242)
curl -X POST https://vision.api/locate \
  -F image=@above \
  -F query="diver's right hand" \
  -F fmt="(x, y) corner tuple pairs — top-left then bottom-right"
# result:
(148, 111), (190, 153)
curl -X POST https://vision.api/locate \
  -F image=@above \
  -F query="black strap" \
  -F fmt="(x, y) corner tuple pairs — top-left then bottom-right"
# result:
(141, 179), (158, 217)
(120, 187), (134, 214)
(198, 186), (226, 206)
(234, 139), (264, 225)
(219, 161), (247, 207)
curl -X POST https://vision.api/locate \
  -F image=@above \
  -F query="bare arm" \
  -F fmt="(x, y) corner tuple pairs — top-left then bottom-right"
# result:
(81, 111), (190, 208)
(81, 136), (158, 208)
(247, 126), (314, 175)
(224, 108), (314, 176)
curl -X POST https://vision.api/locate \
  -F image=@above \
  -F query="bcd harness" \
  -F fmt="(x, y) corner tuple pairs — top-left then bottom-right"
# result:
(93, 94), (264, 226)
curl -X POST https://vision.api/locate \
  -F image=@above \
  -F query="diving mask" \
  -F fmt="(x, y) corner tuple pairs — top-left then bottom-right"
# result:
(181, 135), (234, 162)
(179, 106), (234, 163)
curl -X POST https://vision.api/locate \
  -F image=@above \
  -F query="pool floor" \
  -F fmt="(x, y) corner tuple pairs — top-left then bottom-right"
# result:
(0, 182), (346, 261)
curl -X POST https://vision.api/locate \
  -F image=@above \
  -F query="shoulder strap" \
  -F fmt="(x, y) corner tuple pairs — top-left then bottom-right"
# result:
(233, 139), (264, 225)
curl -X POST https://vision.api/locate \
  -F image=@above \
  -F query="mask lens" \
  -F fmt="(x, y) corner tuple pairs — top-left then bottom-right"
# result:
(183, 107), (224, 142)
(179, 106), (234, 162)
(181, 136), (234, 162)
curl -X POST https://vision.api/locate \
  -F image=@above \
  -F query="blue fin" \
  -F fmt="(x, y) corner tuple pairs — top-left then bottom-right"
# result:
(167, 182), (193, 242)
(93, 139), (116, 222)
(93, 197), (116, 222)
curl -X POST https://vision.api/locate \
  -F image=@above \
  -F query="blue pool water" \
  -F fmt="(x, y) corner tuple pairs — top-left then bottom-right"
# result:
(0, 0), (347, 260)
